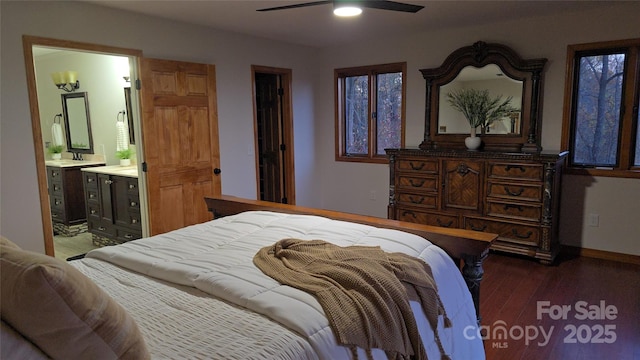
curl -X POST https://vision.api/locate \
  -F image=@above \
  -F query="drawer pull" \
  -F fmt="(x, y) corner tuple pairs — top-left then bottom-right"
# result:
(129, 184), (135, 189)
(87, 178), (94, 183)
(130, 201), (137, 207)
(436, 219), (453, 228)
(90, 209), (96, 214)
(53, 185), (60, 191)
(512, 229), (533, 239)
(409, 179), (425, 187)
(124, 234), (133, 239)
(52, 213), (58, 218)
(505, 165), (526, 172)
(89, 194), (95, 199)
(409, 196), (424, 204)
(104, 179), (113, 185)
(54, 200), (61, 205)
(410, 162), (425, 171)
(470, 223), (487, 231)
(503, 204), (524, 212)
(402, 211), (417, 219)
(98, 226), (106, 231)
(504, 186), (524, 196)
(131, 219), (138, 224)
(52, 172), (59, 177)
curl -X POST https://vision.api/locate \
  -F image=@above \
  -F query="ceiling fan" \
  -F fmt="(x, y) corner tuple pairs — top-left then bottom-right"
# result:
(257, 1), (424, 14)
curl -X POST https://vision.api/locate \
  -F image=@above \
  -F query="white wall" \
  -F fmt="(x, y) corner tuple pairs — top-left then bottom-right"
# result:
(36, 50), (131, 165)
(2, 1), (639, 256)
(312, 2), (640, 255)
(1, 1), (319, 252)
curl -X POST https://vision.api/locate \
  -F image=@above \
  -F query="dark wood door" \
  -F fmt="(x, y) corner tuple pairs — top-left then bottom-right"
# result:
(140, 58), (221, 235)
(255, 72), (285, 203)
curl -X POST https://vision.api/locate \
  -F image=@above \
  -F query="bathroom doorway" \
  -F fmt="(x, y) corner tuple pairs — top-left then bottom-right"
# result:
(23, 36), (146, 258)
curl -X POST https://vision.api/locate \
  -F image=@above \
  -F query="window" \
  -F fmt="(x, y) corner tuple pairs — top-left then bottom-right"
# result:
(561, 39), (640, 178)
(335, 63), (406, 163)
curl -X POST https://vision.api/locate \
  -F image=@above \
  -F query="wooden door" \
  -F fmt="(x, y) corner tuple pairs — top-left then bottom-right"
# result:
(255, 73), (284, 203)
(140, 58), (221, 235)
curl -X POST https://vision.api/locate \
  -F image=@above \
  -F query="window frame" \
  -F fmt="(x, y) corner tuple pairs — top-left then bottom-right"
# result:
(334, 62), (406, 163)
(561, 38), (640, 179)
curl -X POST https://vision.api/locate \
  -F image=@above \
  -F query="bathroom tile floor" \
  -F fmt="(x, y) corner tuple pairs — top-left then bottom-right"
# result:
(53, 232), (98, 261)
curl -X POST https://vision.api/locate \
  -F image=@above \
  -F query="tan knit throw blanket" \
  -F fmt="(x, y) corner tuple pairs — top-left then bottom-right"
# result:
(253, 238), (452, 360)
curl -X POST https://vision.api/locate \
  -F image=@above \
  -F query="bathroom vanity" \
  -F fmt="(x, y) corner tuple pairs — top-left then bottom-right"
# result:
(81, 165), (142, 246)
(45, 160), (106, 236)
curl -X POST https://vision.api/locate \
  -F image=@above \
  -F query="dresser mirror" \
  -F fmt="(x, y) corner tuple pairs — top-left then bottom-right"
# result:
(62, 92), (94, 155)
(420, 41), (547, 153)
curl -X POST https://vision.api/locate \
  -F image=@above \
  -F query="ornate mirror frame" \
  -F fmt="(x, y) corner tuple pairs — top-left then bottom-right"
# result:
(419, 41), (547, 153)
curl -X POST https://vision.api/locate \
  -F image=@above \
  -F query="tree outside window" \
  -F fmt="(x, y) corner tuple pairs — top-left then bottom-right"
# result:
(335, 63), (405, 163)
(562, 39), (640, 178)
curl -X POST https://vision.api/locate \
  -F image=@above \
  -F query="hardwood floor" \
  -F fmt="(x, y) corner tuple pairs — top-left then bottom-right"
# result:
(480, 251), (640, 360)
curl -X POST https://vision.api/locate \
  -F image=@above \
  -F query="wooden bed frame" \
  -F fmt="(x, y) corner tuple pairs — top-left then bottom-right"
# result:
(205, 195), (497, 323)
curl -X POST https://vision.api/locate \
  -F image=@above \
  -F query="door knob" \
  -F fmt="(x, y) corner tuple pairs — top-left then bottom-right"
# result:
(213, 168), (221, 175)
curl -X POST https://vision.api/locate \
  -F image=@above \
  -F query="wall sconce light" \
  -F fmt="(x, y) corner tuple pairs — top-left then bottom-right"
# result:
(51, 71), (79, 92)
(123, 76), (131, 83)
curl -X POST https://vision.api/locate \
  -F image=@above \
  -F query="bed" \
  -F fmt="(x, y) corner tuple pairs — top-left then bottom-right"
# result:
(1, 195), (495, 359)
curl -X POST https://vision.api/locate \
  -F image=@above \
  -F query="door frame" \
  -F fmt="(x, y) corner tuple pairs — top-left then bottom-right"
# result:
(251, 65), (296, 204)
(22, 35), (143, 256)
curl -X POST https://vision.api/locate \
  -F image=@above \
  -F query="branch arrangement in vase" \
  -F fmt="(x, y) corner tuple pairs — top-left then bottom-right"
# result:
(446, 88), (517, 136)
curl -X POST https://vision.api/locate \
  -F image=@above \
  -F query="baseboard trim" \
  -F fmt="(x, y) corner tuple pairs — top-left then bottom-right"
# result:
(562, 245), (640, 265)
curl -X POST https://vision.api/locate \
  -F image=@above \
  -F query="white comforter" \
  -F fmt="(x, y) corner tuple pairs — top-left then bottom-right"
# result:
(81, 211), (485, 359)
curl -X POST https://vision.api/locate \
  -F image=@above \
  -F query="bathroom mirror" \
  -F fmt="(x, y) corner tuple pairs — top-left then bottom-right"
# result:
(124, 87), (135, 144)
(62, 92), (94, 154)
(420, 41), (547, 153)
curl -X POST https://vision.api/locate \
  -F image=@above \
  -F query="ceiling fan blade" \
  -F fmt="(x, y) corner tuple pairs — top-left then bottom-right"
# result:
(257, 1), (332, 12)
(361, 0), (424, 13)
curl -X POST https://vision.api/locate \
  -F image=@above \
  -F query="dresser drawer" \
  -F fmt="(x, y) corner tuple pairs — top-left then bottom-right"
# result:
(486, 200), (541, 222)
(487, 181), (542, 202)
(397, 192), (437, 209)
(86, 203), (101, 219)
(464, 216), (540, 247)
(83, 172), (99, 189)
(85, 188), (100, 203)
(88, 219), (116, 237)
(50, 209), (66, 223)
(116, 228), (142, 243)
(488, 162), (543, 181)
(50, 196), (64, 211)
(127, 195), (141, 210)
(397, 175), (438, 192)
(124, 178), (139, 194)
(397, 158), (438, 174)
(396, 208), (459, 228)
(49, 181), (64, 196)
(47, 167), (63, 179)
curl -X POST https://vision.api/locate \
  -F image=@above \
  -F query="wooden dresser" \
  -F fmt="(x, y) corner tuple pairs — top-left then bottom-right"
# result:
(386, 148), (567, 264)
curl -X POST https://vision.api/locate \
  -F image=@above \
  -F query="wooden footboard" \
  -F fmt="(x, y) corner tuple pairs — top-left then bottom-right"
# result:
(204, 195), (497, 324)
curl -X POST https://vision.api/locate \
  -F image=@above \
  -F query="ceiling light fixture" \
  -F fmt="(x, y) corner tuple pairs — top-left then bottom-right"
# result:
(333, 2), (362, 17)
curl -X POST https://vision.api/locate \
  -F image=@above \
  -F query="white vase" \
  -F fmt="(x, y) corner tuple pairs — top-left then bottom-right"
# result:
(119, 159), (131, 166)
(51, 153), (62, 160)
(465, 127), (481, 150)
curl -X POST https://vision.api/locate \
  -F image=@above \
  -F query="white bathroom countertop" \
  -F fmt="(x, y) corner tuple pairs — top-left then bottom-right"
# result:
(80, 165), (139, 178)
(45, 159), (106, 168)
